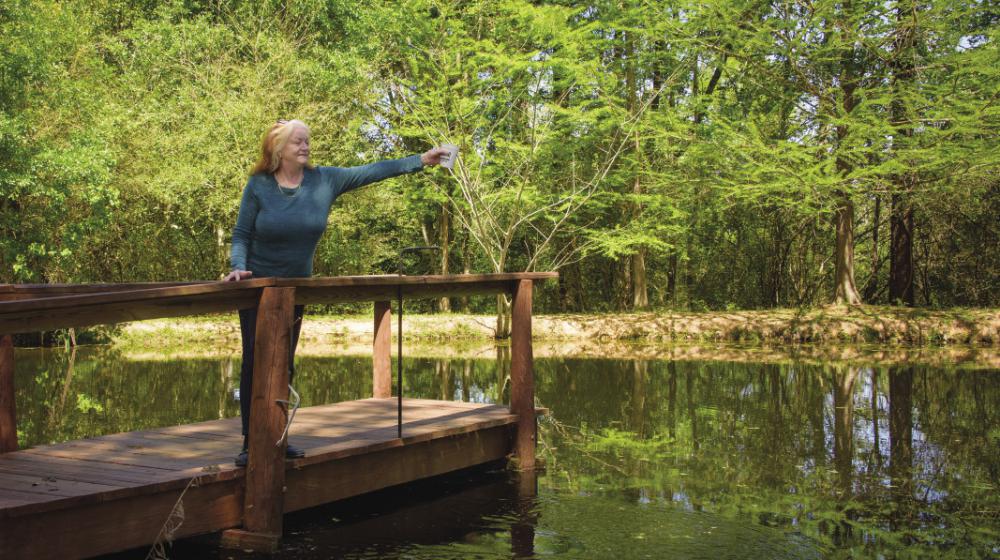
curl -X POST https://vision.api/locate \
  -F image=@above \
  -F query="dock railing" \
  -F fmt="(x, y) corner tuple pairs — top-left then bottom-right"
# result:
(0, 272), (556, 548)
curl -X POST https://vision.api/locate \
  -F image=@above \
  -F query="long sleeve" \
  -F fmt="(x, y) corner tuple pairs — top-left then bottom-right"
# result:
(230, 180), (258, 271)
(330, 154), (424, 196)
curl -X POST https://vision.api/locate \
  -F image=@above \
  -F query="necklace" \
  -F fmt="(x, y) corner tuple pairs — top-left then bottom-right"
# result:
(275, 176), (302, 196)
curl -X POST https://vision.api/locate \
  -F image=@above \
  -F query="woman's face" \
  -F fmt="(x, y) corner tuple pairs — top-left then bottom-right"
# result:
(279, 125), (310, 169)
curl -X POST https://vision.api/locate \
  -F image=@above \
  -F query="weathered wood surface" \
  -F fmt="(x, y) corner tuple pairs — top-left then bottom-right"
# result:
(287, 273), (557, 305)
(0, 281), (210, 301)
(373, 300), (392, 398)
(0, 273), (557, 334)
(243, 287), (295, 537)
(0, 398), (519, 560)
(0, 335), (14, 453)
(510, 279), (536, 470)
(0, 281), (269, 334)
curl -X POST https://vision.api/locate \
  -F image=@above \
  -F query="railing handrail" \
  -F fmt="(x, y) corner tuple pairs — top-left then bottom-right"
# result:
(0, 273), (557, 335)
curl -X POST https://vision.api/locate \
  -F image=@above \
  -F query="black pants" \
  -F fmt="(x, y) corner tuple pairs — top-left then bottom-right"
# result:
(238, 304), (305, 437)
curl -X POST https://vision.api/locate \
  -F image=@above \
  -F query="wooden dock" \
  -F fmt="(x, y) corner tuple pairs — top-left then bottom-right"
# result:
(0, 273), (555, 558)
(0, 398), (520, 559)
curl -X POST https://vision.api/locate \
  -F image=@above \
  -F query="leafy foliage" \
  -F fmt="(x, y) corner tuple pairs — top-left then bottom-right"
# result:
(1, 0), (997, 309)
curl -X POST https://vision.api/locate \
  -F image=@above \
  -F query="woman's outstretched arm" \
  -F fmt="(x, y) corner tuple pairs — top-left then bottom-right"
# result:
(332, 147), (449, 195)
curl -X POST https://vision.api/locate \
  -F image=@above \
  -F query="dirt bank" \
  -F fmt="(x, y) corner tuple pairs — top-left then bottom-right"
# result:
(118, 306), (998, 350)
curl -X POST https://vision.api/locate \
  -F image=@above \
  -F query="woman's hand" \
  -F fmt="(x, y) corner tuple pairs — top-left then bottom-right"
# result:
(224, 270), (253, 282)
(420, 147), (451, 167)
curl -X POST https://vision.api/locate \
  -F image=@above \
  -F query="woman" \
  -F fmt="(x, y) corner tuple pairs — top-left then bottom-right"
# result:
(225, 119), (448, 466)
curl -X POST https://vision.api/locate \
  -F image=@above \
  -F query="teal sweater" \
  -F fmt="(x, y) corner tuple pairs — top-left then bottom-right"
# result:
(230, 155), (424, 278)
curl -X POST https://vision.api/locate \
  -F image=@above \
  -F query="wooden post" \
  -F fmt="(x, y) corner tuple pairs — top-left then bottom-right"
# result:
(373, 300), (392, 398)
(509, 280), (535, 470)
(0, 335), (16, 453)
(223, 287), (295, 552)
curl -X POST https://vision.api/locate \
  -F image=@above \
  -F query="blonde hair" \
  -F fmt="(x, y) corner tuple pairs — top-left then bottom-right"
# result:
(250, 119), (313, 176)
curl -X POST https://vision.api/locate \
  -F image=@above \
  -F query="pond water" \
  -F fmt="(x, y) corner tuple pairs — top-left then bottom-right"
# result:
(13, 347), (1000, 559)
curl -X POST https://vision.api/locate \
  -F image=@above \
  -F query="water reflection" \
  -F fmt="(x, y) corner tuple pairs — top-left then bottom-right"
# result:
(12, 347), (1000, 558)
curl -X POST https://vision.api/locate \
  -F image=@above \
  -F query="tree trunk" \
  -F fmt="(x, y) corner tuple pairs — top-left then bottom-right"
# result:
(614, 257), (631, 311)
(667, 251), (678, 304)
(889, 196), (914, 305)
(832, 0), (863, 306)
(834, 197), (863, 305)
(460, 233), (470, 311)
(495, 293), (511, 339)
(438, 200), (452, 311)
(888, 1), (917, 306)
(632, 248), (649, 309)
(863, 195), (881, 301)
(625, 32), (649, 310)
(558, 258), (582, 312)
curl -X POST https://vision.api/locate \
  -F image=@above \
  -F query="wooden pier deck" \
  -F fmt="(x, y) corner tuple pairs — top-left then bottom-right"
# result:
(0, 273), (555, 558)
(0, 398), (521, 559)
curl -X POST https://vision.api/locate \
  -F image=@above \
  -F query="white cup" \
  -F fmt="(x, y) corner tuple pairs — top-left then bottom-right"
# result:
(440, 143), (459, 170)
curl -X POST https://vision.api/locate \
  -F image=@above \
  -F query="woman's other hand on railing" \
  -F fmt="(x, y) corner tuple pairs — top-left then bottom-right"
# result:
(224, 270), (253, 282)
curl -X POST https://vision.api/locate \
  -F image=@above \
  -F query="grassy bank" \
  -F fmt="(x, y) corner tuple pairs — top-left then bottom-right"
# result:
(115, 305), (998, 354)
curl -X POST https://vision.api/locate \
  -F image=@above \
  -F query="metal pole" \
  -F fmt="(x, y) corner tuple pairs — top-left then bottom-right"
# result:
(397, 284), (402, 439)
(396, 246), (440, 440)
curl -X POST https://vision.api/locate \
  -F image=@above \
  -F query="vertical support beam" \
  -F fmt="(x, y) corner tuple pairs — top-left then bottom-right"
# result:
(0, 335), (16, 453)
(509, 279), (535, 470)
(241, 287), (295, 549)
(373, 300), (392, 398)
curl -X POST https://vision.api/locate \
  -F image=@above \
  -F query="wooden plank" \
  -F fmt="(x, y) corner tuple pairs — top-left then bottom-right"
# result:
(373, 300), (391, 398)
(286, 407), (517, 468)
(0, 471), (123, 498)
(219, 528), (279, 553)
(0, 455), (241, 519)
(0, 279), (272, 314)
(0, 281), (210, 300)
(294, 281), (515, 305)
(0, 453), (178, 486)
(18, 436), (236, 472)
(20, 449), (229, 473)
(0, 488), (65, 509)
(275, 272), (558, 288)
(283, 424), (514, 513)
(287, 411), (516, 450)
(510, 279), (536, 470)
(288, 273), (557, 304)
(0, 335), (14, 452)
(0, 288), (265, 334)
(22, 430), (234, 461)
(243, 286), (294, 537)
(1, 476), (244, 560)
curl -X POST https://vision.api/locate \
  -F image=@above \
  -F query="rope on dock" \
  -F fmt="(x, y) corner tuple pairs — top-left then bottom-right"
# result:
(145, 475), (199, 560)
(276, 383), (300, 448)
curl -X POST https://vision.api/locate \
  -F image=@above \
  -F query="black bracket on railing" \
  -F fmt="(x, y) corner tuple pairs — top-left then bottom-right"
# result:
(396, 246), (440, 439)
